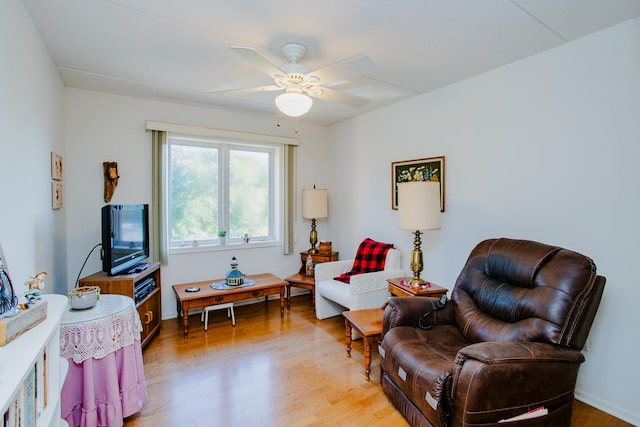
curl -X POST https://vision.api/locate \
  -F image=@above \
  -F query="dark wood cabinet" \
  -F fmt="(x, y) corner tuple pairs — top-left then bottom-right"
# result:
(298, 250), (339, 275)
(78, 262), (161, 349)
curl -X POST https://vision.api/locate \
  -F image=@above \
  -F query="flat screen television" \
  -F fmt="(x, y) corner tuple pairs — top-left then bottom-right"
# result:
(101, 204), (150, 276)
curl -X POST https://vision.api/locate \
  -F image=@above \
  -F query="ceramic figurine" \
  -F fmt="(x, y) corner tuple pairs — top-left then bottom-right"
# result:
(25, 270), (47, 301)
(225, 256), (245, 286)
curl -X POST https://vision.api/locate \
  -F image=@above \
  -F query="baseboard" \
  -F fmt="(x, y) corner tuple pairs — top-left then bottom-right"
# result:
(575, 390), (639, 426)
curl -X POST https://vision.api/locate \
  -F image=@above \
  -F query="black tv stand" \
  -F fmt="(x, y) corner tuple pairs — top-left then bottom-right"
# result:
(124, 263), (149, 274)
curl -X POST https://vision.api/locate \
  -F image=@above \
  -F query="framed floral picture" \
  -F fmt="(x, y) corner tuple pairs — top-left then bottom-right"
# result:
(391, 156), (445, 211)
(51, 152), (63, 181)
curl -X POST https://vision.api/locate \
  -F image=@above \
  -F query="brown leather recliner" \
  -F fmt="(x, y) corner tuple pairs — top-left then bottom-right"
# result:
(379, 238), (605, 427)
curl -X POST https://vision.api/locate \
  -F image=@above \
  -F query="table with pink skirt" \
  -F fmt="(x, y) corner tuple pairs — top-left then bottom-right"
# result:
(60, 294), (148, 427)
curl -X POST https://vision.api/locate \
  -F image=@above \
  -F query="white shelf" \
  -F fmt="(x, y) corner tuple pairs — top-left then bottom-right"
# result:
(0, 294), (67, 426)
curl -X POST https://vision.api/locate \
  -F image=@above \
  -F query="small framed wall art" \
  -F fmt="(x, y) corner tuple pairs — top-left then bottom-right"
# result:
(51, 152), (63, 181)
(52, 181), (63, 210)
(391, 156), (445, 211)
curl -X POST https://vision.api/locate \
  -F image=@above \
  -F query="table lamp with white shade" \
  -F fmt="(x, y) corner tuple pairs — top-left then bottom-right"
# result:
(398, 181), (441, 287)
(302, 186), (328, 254)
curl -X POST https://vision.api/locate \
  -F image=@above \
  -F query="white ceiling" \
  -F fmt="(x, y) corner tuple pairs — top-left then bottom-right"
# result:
(23, 0), (640, 126)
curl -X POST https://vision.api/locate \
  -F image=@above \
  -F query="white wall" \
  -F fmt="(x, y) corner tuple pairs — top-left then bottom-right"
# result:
(64, 89), (332, 319)
(329, 18), (640, 425)
(8, 0), (637, 420)
(0, 0), (67, 294)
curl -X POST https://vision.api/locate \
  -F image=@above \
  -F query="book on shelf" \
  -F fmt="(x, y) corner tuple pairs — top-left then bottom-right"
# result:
(35, 349), (46, 418)
(498, 406), (548, 423)
(24, 367), (36, 427)
(43, 347), (48, 409)
(2, 357), (45, 427)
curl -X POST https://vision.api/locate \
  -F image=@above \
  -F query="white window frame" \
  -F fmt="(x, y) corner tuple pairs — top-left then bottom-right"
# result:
(147, 121), (298, 260)
(167, 133), (282, 253)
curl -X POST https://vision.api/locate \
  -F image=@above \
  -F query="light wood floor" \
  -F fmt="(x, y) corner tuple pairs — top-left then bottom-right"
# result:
(124, 295), (632, 427)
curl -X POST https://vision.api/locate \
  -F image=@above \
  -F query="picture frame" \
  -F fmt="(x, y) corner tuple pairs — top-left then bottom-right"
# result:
(52, 181), (63, 210)
(391, 156), (445, 211)
(51, 152), (63, 181)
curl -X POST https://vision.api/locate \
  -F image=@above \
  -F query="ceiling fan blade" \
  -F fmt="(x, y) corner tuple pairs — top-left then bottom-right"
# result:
(206, 85), (282, 95)
(311, 87), (369, 108)
(306, 55), (377, 84)
(230, 47), (284, 79)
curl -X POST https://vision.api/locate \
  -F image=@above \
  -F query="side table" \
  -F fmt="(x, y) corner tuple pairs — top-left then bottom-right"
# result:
(298, 250), (339, 274)
(286, 250), (339, 309)
(342, 307), (384, 381)
(60, 294), (147, 427)
(387, 277), (448, 298)
(284, 272), (315, 310)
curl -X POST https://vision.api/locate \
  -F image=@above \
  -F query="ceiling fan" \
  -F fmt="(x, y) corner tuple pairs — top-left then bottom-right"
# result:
(208, 43), (377, 117)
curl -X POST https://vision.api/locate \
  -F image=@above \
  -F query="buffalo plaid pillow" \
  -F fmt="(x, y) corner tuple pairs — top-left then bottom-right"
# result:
(334, 238), (394, 284)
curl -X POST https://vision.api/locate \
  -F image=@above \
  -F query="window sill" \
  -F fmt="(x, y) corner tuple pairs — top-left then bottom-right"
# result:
(170, 240), (281, 256)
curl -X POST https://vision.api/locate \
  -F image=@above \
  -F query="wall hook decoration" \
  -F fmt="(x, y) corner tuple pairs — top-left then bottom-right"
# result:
(103, 161), (119, 203)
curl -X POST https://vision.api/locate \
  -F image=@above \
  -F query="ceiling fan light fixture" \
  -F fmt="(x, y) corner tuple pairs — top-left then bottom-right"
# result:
(275, 92), (313, 117)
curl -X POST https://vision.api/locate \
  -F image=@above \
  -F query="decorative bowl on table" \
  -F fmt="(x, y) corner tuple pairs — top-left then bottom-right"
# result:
(68, 286), (100, 310)
(319, 241), (332, 255)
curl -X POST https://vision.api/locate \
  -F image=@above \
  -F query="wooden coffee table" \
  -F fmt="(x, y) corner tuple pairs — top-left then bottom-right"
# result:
(172, 273), (288, 338)
(342, 307), (384, 381)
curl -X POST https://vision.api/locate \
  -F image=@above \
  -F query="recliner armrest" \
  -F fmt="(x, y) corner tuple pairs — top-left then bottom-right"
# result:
(382, 296), (455, 336)
(456, 341), (585, 366)
(450, 342), (586, 425)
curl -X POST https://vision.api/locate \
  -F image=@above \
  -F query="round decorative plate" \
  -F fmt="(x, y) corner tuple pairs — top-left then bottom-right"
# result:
(210, 279), (256, 290)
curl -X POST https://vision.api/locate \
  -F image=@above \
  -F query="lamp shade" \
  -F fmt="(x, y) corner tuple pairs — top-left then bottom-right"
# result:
(275, 92), (313, 117)
(302, 188), (328, 219)
(398, 181), (441, 230)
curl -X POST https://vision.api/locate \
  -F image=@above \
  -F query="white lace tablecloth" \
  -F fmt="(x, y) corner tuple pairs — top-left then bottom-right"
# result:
(60, 294), (142, 363)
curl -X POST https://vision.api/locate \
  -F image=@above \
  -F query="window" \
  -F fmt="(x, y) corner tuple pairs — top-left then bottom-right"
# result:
(168, 134), (280, 249)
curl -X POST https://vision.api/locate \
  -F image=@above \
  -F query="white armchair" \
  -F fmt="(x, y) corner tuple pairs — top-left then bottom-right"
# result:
(315, 248), (404, 320)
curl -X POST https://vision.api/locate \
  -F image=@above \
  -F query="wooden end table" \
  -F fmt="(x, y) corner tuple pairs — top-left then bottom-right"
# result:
(285, 250), (339, 310)
(298, 250), (339, 274)
(284, 272), (315, 310)
(387, 277), (448, 298)
(342, 307), (384, 381)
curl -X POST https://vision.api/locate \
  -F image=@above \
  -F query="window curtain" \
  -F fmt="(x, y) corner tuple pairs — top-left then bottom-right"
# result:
(146, 121), (297, 257)
(282, 144), (295, 255)
(151, 130), (168, 264)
